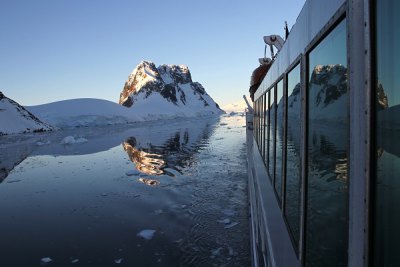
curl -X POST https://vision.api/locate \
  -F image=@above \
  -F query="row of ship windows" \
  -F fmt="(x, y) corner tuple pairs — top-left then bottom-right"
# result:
(253, 18), (349, 266)
(253, 1), (400, 264)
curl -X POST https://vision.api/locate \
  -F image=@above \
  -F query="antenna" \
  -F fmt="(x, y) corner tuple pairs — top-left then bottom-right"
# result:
(285, 21), (289, 39)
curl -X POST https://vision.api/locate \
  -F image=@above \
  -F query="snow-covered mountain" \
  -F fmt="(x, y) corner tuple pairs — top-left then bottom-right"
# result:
(308, 64), (347, 122)
(3, 61), (223, 133)
(119, 61), (223, 117)
(0, 91), (54, 135)
(221, 100), (247, 113)
(27, 98), (142, 128)
(284, 64), (347, 123)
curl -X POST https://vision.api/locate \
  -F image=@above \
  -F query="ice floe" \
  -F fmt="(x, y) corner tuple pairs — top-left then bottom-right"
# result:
(60, 136), (88, 145)
(41, 257), (52, 264)
(137, 229), (156, 240)
(36, 140), (51, 146)
(217, 218), (231, 224)
(224, 222), (239, 229)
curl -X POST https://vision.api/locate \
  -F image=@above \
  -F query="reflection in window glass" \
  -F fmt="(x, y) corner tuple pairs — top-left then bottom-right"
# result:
(374, 1), (400, 265)
(257, 98), (261, 149)
(269, 87), (276, 180)
(285, 63), (301, 246)
(306, 19), (348, 267)
(275, 80), (284, 201)
(261, 94), (265, 157)
(264, 92), (269, 164)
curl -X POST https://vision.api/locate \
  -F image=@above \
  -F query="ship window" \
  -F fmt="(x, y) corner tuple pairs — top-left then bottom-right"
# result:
(262, 92), (267, 159)
(259, 96), (262, 149)
(258, 99), (260, 148)
(275, 79), (284, 202)
(269, 86), (276, 180)
(306, 19), (348, 267)
(285, 63), (301, 247)
(261, 93), (265, 156)
(374, 0), (400, 265)
(264, 90), (270, 166)
(254, 100), (257, 141)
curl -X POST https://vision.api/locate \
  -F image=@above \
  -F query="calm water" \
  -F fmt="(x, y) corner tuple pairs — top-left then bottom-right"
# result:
(0, 115), (250, 267)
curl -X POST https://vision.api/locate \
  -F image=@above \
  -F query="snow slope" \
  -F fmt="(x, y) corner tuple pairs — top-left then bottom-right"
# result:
(27, 96), (221, 128)
(27, 98), (142, 128)
(0, 91), (54, 135)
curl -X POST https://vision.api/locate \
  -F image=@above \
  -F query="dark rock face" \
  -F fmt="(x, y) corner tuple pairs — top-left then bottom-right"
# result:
(161, 84), (178, 104)
(377, 82), (388, 111)
(310, 64), (347, 108)
(119, 61), (222, 112)
(158, 64), (192, 84)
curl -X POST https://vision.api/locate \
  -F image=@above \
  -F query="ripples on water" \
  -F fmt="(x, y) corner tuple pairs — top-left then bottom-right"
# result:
(0, 115), (249, 266)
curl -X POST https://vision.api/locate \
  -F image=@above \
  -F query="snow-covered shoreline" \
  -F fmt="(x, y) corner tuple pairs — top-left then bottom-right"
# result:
(25, 97), (223, 130)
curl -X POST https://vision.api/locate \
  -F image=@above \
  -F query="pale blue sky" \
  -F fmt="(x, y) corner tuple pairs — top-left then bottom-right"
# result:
(0, 0), (305, 106)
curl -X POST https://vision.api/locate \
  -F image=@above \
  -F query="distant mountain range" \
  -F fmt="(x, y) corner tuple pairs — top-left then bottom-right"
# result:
(1, 61), (223, 135)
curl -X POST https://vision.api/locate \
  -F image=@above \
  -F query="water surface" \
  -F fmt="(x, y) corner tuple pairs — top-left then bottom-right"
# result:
(0, 115), (249, 266)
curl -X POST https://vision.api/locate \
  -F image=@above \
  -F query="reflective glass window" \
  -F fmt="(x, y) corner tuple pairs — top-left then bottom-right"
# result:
(285, 63), (301, 246)
(306, 19), (348, 267)
(275, 80), (284, 201)
(269, 87), (276, 179)
(261, 94), (265, 156)
(374, 1), (400, 265)
(264, 91), (270, 165)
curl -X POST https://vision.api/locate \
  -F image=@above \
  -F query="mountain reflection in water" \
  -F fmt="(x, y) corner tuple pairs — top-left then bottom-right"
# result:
(123, 137), (166, 176)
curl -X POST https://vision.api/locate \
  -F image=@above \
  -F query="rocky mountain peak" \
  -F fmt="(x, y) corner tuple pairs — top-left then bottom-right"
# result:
(310, 64), (347, 107)
(158, 64), (192, 84)
(119, 61), (222, 115)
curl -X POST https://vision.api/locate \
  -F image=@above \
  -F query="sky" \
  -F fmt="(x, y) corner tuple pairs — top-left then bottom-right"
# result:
(0, 0), (305, 107)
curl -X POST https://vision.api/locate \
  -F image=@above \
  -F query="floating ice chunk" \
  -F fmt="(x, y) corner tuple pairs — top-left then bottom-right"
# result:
(41, 257), (52, 264)
(228, 247), (234, 256)
(224, 222), (239, 229)
(60, 136), (88, 145)
(211, 247), (223, 256)
(37, 140), (51, 146)
(114, 258), (123, 264)
(217, 218), (231, 224)
(71, 259), (79, 264)
(137, 229), (156, 240)
(222, 209), (236, 216)
(125, 169), (140, 176)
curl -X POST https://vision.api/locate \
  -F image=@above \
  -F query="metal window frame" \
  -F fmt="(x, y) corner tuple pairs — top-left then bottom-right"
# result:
(273, 77), (285, 207)
(347, 0), (372, 266)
